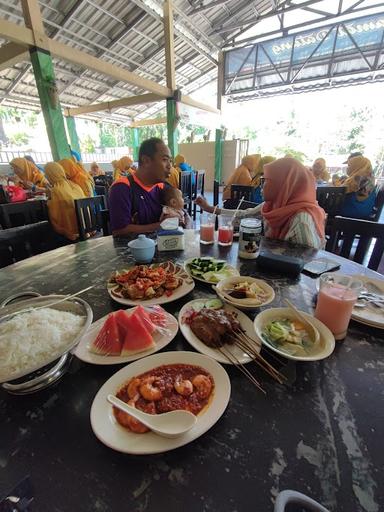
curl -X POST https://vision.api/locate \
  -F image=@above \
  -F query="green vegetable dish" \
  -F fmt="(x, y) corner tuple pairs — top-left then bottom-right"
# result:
(186, 258), (238, 283)
(262, 319), (313, 356)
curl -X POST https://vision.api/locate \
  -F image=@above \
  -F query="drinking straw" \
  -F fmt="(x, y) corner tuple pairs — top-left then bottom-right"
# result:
(230, 196), (244, 225)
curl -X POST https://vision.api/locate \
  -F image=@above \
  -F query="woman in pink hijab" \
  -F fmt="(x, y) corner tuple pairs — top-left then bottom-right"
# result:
(196, 157), (326, 249)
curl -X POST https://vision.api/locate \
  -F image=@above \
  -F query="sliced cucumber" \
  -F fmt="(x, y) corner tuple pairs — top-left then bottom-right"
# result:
(192, 301), (206, 312)
(205, 298), (223, 310)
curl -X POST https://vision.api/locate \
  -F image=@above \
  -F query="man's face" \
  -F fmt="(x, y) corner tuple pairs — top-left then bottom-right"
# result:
(142, 143), (171, 181)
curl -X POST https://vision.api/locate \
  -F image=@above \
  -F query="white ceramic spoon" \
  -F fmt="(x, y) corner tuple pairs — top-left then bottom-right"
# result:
(107, 394), (197, 438)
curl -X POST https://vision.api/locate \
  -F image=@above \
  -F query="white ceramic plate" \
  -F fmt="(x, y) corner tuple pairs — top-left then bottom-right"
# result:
(254, 307), (335, 361)
(351, 275), (384, 329)
(215, 276), (275, 311)
(184, 257), (239, 284)
(74, 307), (178, 365)
(107, 262), (195, 306)
(179, 299), (259, 364)
(90, 351), (231, 454)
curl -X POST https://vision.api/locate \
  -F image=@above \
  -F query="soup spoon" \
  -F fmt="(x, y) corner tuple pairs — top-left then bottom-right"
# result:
(107, 394), (197, 438)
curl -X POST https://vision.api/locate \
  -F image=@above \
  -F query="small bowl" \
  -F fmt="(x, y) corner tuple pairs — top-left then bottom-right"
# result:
(215, 276), (275, 310)
(128, 235), (156, 264)
(254, 307), (335, 361)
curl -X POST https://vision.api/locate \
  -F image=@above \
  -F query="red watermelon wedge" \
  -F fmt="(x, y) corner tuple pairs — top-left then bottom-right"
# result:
(121, 314), (155, 356)
(131, 306), (156, 334)
(89, 314), (122, 355)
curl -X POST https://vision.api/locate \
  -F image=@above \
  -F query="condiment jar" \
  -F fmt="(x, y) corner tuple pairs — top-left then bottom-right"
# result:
(128, 235), (156, 263)
(238, 219), (262, 259)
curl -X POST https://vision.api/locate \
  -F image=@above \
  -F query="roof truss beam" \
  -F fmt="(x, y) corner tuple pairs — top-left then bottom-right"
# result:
(65, 93), (164, 116)
(0, 42), (28, 72)
(188, 0), (234, 15)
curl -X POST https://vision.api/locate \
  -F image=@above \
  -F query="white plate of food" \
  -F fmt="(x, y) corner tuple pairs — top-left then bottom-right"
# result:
(254, 308), (335, 361)
(74, 305), (178, 365)
(107, 261), (195, 306)
(215, 276), (275, 310)
(350, 275), (384, 329)
(90, 351), (231, 454)
(184, 257), (239, 284)
(178, 298), (260, 365)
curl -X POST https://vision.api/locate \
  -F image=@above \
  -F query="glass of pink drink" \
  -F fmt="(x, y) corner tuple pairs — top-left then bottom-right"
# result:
(200, 213), (215, 245)
(315, 273), (363, 340)
(218, 215), (234, 246)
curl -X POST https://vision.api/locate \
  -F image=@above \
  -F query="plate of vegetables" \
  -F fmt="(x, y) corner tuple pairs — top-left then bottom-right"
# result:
(184, 257), (239, 284)
(254, 308), (335, 361)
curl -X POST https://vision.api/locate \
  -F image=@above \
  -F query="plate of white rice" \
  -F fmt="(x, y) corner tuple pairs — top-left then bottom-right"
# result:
(0, 296), (92, 383)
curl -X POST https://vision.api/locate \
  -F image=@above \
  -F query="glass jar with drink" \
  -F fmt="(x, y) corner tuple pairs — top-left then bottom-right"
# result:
(314, 273), (363, 340)
(200, 212), (215, 245)
(218, 214), (234, 246)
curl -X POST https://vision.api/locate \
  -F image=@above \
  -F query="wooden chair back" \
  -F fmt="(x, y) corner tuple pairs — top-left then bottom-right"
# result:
(0, 199), (48, 229)
(0, 221), (51, 268)
(179, 171), (193, 215)
(369, 185), (384, 222)
(326, 216), (384, 270)
(231, 184), (254, 202)
(192, 170), (205, 220)
(74, 196), (107, 241)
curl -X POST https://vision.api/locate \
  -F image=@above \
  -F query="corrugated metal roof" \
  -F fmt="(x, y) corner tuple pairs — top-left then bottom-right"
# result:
(0, 1), (380, 122)
(0, 0), (276, 122)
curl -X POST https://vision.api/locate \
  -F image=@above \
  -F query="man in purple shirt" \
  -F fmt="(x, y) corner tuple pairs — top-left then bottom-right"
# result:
(109, 138), (172, 236)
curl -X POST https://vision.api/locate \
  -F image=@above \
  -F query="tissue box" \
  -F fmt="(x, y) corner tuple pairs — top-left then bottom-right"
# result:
(157, 228), (185, 251)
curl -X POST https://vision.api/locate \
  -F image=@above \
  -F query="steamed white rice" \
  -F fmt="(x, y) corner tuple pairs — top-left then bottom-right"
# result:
(0, 307), (85, 381)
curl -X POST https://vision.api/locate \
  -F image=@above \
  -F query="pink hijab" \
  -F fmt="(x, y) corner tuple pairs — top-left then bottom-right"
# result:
(261, 158), (325, 240)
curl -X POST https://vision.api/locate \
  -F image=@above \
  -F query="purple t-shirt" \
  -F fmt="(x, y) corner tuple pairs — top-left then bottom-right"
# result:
(109, 175), (165, 232)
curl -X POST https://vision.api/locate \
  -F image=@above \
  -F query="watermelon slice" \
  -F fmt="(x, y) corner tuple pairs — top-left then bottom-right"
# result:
(147, 306), (167, 328)
(131, 306), (156, 334)
(114, 309), (134, 339)
(89, 314), (122, 355)
(121, 314), (155, 356)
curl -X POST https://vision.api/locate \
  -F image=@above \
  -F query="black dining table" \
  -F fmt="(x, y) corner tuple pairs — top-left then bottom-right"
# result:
(0, 231), (383, 512)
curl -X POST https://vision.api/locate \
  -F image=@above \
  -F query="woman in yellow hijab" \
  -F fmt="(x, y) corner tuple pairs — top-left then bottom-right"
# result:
(338, 155), (377, 218)
(45, 162), (85, 241)
(10, 157), (48, 191)
(167, 167), (180, 188)
(59, 158), (94, 197)
(311, 158), (330, 183)
(223, 154), (261, 200)
(113, 156), (133, 181)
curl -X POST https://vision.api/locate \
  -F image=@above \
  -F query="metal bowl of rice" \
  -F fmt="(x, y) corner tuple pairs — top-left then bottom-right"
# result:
(0, 293), (93, 392)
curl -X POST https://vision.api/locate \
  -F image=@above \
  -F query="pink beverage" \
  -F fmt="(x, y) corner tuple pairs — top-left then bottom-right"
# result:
(315, 285), (357, 340)
(200, 224), (215, 244)
(218, 226), (233, 246)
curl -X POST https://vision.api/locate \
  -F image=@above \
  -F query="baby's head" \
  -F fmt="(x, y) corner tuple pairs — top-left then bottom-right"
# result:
(162, 186), (184, 210)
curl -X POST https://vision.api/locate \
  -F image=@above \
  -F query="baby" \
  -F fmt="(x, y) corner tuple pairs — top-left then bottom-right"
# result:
(161, 187), (193, 229)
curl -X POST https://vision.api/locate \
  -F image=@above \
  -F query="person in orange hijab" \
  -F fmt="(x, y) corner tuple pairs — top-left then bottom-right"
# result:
(59, 158), (94, 197)
(196, 158), (325, 249)
(44, 162), (85, 241)
(311, 158), (330, 183)
(223, 154), (261, 200)
(113, 156), (133, 181)
(10, 157), (48, 191)
(90, 161), (105, 177)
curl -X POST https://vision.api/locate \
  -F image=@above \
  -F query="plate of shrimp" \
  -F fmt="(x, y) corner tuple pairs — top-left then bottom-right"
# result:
(107, 261), (195, 306)
(90, 351), (231, 454)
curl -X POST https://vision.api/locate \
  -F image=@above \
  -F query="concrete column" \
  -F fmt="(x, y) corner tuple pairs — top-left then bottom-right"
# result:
(166, 97), (178, 158)
(65, 115), (81, 158)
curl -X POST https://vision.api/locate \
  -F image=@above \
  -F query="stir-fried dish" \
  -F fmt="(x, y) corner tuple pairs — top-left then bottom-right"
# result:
(109, 263), (183, 300)
(262, 319), (313, 356)
(113, 364), (214, 433)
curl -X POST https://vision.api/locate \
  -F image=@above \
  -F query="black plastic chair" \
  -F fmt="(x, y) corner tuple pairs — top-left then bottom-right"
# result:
(179, 171), (193, 216)
(230, 184), (254, 202)
(74, 196), (107, 241)
(326, 216), (384, 270)
(369, 185), (384, 221)
(0, 221), (51, 268)
(100, 208), (111, 236)
(192, 170), (205, 220)
(316, 186), (346, 217)
(0, 199), (48, 229)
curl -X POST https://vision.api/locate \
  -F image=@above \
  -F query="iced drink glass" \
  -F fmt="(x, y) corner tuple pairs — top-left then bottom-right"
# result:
(315, 273), (363, 340)
(200, 213), (215, 245)
(218, 214), (234, 246)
